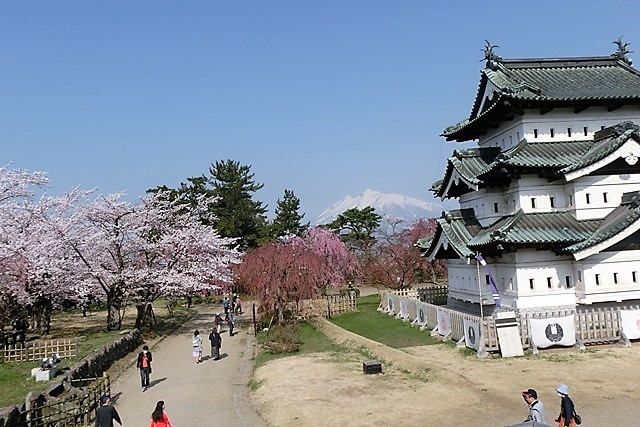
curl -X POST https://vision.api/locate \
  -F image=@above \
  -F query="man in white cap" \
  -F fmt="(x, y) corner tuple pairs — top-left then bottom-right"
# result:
(521, 388), (547, 424)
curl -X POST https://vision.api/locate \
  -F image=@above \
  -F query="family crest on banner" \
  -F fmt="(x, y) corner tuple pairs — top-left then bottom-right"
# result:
(528, 314), (576, 355)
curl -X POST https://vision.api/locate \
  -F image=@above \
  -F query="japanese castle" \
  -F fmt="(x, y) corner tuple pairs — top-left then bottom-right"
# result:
(422, 40), (640, 314)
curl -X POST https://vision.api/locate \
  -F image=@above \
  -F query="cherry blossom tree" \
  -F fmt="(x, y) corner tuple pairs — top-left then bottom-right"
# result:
(364, 218), (440, 289)
(235, 238), (328, 324)
(66, 191), (240, 330)
(303, 226), (360, 286)
(236, 228), (358, 324)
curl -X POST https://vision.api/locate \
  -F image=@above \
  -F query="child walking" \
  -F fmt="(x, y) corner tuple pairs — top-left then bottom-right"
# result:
(192, 330), (203, 364)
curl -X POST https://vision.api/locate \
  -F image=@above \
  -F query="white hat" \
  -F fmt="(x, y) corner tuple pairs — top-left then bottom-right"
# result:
(556, 384), (569, 395)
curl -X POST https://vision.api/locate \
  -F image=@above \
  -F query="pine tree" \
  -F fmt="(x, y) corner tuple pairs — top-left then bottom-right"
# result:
(271, 189), (309, 239)
(327, 206), (382, 262)
(207, 160), (268, 249)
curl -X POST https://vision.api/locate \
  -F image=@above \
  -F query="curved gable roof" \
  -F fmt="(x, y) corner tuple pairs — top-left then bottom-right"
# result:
(433, 147), (500, 198)
(443, 55), (640, 142)
(564, 191), (640, 259)
(562, 122), (640, 180)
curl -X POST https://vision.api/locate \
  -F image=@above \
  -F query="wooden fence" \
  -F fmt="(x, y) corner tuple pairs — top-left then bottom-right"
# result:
(1, 338), (77, 363)
(416, 285), (448, 305)
(291, 295), (357, 320)
(23, 374), (110, 427)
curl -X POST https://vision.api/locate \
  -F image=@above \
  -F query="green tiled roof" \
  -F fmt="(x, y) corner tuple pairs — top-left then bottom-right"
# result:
(420, 208), (624, 260)
(443, 56), (640, 142)
(469, 210), (601, 248)
(563, 191), (640, 254)
(434, 148), (500, 197)
(421, 209), (482, 258)
(561, 122), (640, 174)
(435, 121), (640, 198)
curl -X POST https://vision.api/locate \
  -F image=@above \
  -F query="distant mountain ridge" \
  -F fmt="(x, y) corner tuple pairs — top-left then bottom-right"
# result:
(314, 189), (442, 225)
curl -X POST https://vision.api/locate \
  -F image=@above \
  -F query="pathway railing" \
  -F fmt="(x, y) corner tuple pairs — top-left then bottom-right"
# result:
(23, 374), (110, 427)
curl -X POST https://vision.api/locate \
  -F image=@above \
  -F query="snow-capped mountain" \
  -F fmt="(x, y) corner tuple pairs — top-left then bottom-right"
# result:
(314, 189), (443, 225)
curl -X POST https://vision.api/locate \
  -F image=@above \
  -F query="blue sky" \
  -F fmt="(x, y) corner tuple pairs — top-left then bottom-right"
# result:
(3, 1), (640, 219)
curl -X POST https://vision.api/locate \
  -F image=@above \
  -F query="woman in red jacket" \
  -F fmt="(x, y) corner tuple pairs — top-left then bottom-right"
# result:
(149, 401), (174, 427)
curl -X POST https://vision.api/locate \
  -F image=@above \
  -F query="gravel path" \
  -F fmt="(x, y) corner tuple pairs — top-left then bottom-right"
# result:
(110, 305), (265, 426)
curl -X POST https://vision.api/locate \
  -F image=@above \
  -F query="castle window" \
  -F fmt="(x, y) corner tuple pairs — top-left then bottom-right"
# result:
(603, 192), (608, 203)
(529, 279), (535, 289)
(494, 202), (499, 213)
(550, 197), (555, 208)
(565, 276), (572, 288)
(583, 126), (588, 136)
(586, 193), (591, 204)
(485, 275), (491, 285)
(567, 127), (572, 137)
(534, 129), (538, 138)
(601, 125), (605, 130)
(569, 195), (573, 206)
(614, 273), (618, 284)
(517, 132), (520, 140)
(547, 277), (552, 289)
(550, 128), (555, 138)
(633, 271), (638, 283)
(595, 274), (600, 285)
(531, 198), (536, 208)
(578, 271), (582, 282)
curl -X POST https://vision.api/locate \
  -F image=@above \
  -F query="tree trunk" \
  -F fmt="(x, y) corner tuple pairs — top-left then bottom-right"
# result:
(276, 300), (285, 325)
(106, 290), (123, 331)
(134, 303), (146, 330)
(34, 298), (52, 335)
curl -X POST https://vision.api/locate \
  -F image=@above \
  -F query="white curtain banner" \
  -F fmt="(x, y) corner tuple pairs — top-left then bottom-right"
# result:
(620, 309), (640, 340)
(392, 295), (401, 315)
(399, 298), (408, 319)
(463, 318), (480, 350)
(437, 309), (451, 337)
(529, 315), (576, 348)
(416, 303), (427, 327)
(407, 300), (417, 322)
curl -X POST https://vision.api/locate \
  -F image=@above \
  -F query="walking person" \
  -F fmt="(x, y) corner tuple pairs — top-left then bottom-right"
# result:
(227, 311), (235, 336)
(521, 388), (547, 424)
(149, 400), (174, 427)
(223, 296), (230, 314)
(192, 330), (203, 364)
(208, 327), (222, 360)
(214, 312), (224, 333)
(136, 345), (152, 391)
(95, 395), (122, 427)
(235, 296), (242, 314)
(554, 384), (578, 427)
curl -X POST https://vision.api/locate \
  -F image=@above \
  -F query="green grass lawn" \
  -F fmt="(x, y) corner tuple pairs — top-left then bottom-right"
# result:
(329, 294), (440, 348)
(254, 321), (346, 369)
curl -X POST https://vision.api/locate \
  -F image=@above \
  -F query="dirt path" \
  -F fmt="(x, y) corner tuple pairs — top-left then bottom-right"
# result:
(252, 312), (640, 426)
(106, 291), (640, 426)
(110, 305), (265, 426)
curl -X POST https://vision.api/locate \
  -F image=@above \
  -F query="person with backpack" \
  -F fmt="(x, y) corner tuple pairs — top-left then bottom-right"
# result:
(192, 330), (203, 364)
(554, 384), (580, 426)
(136, 345), (153, 391)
